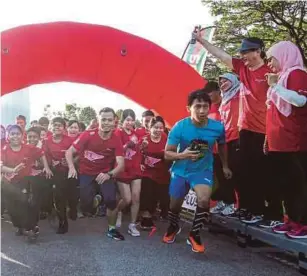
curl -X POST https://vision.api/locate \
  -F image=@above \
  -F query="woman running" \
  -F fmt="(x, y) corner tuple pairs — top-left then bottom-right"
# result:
(1, 125), (53, 241)
(115, 109), (142, 237)
(140, 116), (170, 229)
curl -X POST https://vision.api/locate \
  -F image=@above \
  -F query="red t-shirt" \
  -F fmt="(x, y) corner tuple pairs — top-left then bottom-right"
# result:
(141, 134), (170, 184)
(44, 135), (74, 172)
(209, 102), (221, 153)
(208, 102), (221, 121)
(266, 69), (307, 152)
(115, 129), (141, 180)
(73, 129), (124, 175)
(1, 144), (43, 183)
(232, 58), (270, 134)
(220, 94), (240, 143)
(135, 127), (149, 139)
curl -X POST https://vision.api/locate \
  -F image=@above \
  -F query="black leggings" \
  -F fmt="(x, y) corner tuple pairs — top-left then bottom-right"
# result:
(211, 139), (240, 205)
(140, 177), (170, 217)
(2, 178), (40, 230)
(52, 171), (78, 221)
(269, 151), (307, 224)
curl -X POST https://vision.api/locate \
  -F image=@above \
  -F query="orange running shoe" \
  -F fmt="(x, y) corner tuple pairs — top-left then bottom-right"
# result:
(187, 234), (205, 253)
(162, 224), (181, 244)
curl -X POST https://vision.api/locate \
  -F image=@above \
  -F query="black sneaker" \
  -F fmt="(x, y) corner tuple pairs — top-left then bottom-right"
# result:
(107, 228), (125, 241)
(140, 217), (155, 230)
(26, 229), (38, 242)
(258, 220), (284, 229)
(241, 214), (263, 224)
(238, 209), (248, 221)
(56, 220), (68, 234)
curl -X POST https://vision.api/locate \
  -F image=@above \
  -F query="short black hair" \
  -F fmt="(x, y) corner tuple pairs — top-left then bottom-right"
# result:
(51, 117), (66, 128)
(99, 107), (116, 117)
(16, 115), (26, 122)
(121, 109), (136, 123)
(38, 117), (49, 125)
(27, 127), (41, 136)
(142, 110), (155, 117)
(7, 124), (23, 134)
(149, 116), (166, 128)
(79, 122), (86, 132)
(31, 120), (38, 125)
(67, 120), (80, 128)
(203, 81), (220, 93)
(187, 89), (212, 107)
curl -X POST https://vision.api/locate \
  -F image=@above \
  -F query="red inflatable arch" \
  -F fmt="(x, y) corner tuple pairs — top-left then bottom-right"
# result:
(1, 22), (206, 126)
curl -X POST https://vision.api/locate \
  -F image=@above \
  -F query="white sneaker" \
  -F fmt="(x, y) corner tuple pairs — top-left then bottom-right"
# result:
(128, 223), (140, 237)
(210, 201), (226, 214)
(221, 204), (236, 216)
(116, 212), (122, 228)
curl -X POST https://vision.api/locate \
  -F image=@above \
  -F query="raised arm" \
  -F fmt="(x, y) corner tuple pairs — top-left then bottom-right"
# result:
(194, 30), (233, 70)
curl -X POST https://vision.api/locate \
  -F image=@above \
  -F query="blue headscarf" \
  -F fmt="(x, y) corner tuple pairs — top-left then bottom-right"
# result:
(219, 73), (240, 106)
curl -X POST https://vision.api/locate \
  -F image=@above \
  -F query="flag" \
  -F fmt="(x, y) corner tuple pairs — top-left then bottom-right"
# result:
(182, 26), (216, 75)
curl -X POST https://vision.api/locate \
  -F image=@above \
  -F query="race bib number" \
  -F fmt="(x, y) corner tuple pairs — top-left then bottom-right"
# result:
(182, 190), (197, 211)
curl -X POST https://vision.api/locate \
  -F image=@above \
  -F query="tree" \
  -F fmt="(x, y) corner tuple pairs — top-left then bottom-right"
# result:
(115, 109), (123, 120)
(64, 103), (80, 120)
(202, 0), (307, 78)
(79, 106), (97, 126)
(43, 104), (52, 119)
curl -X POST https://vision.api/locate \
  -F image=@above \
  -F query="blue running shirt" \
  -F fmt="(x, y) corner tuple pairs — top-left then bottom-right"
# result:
(167, 117), (225, 176)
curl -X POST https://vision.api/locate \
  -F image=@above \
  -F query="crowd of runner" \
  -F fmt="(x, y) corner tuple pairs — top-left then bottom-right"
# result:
(1, 33), (307, 253)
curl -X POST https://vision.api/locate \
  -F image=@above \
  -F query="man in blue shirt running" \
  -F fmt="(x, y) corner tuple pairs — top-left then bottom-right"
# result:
(162, 89), (232, 253)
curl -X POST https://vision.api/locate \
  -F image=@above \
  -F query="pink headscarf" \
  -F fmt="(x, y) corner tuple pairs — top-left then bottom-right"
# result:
(267, 41), (305, 117)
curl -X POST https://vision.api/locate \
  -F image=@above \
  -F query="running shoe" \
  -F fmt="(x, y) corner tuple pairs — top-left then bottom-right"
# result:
(187, 232), (205, 253)
(272, 221), (300, 234)
(162, 224), (181, 244)
(56, 220), (68, 234)
(210, 201), (226, 214)
(258, 220), (284, 229)
(107, 228), (125, 241)
(241, 214), (263, 224)
(238, 209), (248, 221)
(286, 225), (307, 239)
(26, 229), (38, 242)
(128, 223), (140, 237)
(140, 217), (155, 230)
(116, 212), (122, 228)
(221, 204), (236, 216)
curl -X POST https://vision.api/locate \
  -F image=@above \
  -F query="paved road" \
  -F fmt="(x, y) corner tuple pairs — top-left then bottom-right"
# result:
(1, 215), (300, 276)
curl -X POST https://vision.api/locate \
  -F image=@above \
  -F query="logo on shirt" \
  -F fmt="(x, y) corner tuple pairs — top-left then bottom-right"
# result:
(144, 156), (161, 167)
(31, 168), (43, 176)
(52, 160), (61, 167)
(125, 148), (136, 160)
(84, 150), (104, 161)
(130, 135), (138, 144)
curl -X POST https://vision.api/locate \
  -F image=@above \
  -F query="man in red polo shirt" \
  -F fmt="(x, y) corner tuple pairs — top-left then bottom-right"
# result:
(194, 31), (279, 224)
(66, 107), (125, 241)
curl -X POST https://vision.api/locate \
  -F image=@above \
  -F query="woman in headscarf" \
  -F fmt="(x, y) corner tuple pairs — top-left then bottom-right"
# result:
(210, 73), (240, 217)
(265, 41), (307, 238)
